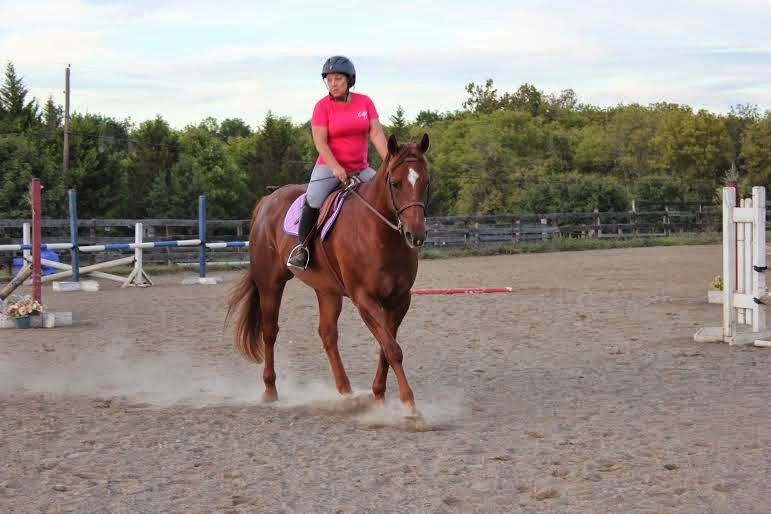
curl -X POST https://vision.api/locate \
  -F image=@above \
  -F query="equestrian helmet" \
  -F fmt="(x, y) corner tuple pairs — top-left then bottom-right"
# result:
(321, 55), (356, 87)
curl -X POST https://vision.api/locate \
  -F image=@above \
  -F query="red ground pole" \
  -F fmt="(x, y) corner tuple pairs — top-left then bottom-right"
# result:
(410, 287), (512, 295)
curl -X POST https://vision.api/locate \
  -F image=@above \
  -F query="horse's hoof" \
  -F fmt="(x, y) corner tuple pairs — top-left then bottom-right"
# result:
(403, 411), (431, 432)
(262, 390), (278, 403)
(335, 392), (373, 414)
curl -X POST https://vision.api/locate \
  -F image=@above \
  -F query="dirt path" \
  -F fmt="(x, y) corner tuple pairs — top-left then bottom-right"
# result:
(1, 245), (769, 512)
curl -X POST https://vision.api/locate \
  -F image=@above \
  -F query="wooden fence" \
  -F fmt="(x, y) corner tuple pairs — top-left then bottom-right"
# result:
(1, 199), (769, 270)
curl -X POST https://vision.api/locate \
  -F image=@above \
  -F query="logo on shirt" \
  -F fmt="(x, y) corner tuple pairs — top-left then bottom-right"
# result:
(357, 111), (368, 118)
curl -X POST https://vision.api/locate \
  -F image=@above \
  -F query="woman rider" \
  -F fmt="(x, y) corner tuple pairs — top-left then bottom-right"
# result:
(287, 55), (388, 269)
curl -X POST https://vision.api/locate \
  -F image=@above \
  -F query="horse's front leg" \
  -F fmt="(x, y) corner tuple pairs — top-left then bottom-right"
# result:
(355, 292), (421, 420)
(316, 291), (352, 395)
(372, 295), (411, 406)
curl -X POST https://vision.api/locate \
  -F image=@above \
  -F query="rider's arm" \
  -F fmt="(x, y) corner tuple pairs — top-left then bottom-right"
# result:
(369, 118), (388, 160)
(312, 125), (347, 182)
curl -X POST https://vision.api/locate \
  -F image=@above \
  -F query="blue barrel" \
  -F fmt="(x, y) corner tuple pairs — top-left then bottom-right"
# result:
(12, 251), (60, 276)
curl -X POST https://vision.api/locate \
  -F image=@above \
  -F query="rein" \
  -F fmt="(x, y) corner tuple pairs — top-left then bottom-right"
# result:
(348, 154), (426, 234)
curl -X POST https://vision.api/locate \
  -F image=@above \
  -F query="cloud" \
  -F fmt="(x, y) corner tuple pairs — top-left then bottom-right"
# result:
(1, 0), (769, 127)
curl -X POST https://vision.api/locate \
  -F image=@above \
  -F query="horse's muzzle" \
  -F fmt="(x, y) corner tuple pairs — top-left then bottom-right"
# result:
(404, 230), (425, 248)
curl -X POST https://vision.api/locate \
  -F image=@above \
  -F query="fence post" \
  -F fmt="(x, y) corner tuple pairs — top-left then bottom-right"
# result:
(236, 223), (245, 260)
(88, 220), (96, 266)
(199, 195), (207, 280)
(593, 209), (601, 238)
(165, 224), (171, 265)
(541, 218), (548, 241)
(631, 200), (637, 237)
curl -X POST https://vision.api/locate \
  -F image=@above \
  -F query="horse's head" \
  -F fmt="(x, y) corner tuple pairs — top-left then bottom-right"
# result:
(384, 133), (431, 248)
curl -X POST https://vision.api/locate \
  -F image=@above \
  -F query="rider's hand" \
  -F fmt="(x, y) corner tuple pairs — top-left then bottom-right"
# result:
(332, 167), (348, 183)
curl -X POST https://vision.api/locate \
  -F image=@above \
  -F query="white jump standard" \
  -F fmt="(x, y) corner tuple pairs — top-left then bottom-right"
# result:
(694, 186), (769, 346)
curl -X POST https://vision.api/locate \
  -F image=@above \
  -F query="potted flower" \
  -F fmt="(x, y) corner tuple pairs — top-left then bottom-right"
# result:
(5, 295), (44, 329)
(707, 275), (723, 304)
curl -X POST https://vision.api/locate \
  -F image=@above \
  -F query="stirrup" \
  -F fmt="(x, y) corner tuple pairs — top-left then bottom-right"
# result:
(286, 244), (310, 270)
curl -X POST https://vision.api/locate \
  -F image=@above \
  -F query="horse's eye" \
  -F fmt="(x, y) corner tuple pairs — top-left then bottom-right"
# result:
(390, 180), (400, 187)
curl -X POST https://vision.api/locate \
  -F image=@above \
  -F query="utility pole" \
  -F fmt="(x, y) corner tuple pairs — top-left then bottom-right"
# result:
(63, 64), (71, 188)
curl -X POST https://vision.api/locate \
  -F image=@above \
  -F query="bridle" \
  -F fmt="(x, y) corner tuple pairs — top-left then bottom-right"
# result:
(348, 154), (428, 235)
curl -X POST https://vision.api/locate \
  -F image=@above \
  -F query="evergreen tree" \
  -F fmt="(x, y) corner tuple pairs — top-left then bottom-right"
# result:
(389, 105), (409, 140)
(0, 62), (39, 131)
(42, 96), (63, 134)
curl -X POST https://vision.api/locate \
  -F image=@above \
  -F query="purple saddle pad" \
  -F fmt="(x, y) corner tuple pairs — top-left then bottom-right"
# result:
(283, 192), (347, 240)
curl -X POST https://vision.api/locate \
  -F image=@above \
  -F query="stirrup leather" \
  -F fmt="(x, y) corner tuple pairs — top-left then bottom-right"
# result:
(286, 244), (310, 270)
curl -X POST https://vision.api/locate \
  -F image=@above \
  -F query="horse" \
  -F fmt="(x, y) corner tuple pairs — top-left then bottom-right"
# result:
(226, 133), (431, 425)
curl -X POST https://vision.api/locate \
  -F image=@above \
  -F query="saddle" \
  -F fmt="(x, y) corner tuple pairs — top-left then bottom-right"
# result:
(283, 184), (353, 242)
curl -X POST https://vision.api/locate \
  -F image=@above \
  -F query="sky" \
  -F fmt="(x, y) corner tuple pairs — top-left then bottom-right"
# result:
(1, 0), (770, 129)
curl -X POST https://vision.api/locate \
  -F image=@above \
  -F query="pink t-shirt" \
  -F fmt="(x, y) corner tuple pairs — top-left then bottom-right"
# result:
(312, 92), (378, 172)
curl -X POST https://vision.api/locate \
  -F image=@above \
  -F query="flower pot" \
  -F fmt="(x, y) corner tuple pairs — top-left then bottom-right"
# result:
(707, 289), (723, 304)
(14, 316), (31, 329)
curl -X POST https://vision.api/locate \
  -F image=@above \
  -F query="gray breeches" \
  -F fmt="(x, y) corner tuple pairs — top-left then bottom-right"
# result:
(305, 164), (376, 208)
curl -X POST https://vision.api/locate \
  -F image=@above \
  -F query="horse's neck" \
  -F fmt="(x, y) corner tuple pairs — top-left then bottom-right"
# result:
(350, 160), (404, 240)
(358, 161), (392, 215)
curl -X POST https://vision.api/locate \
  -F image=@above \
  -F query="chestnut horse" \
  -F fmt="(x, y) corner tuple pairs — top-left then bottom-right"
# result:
(226, 133), (431, 423)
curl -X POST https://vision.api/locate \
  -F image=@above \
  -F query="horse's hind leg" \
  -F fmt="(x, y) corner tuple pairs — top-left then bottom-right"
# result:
(259, 282), (288, 402)
(316, 291), (352, 395)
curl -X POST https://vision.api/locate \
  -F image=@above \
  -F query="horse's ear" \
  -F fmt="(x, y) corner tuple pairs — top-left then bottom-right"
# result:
(419, 133), (430, 153)
(387, 134), (399, 155)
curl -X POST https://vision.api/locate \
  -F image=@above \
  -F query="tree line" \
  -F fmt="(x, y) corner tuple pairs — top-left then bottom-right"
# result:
(1, 63), (768, 220)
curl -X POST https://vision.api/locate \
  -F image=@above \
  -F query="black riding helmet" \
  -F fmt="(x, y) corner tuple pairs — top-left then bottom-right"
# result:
(321, 55), (356, 88)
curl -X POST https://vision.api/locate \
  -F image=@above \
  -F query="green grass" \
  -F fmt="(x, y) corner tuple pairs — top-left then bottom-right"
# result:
(417, 234), (722, 259)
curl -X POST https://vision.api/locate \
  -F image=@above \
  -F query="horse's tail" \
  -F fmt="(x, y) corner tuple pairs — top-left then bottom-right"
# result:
(225, 272), (264, 364)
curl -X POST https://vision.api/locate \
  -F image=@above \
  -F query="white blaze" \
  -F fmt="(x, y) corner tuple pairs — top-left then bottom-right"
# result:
(408, 167), (419, 188)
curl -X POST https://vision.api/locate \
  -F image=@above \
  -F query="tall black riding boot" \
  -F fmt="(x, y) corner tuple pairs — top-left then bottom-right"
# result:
(287, 200), (320, 269)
